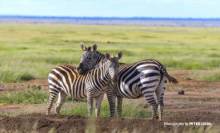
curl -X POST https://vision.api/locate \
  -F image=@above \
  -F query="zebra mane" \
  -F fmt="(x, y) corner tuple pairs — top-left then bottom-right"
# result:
(96, 57), (109, 66)
(94, 51), (105, 68)
(86, 57), (110, 75)
(96, 51), (105, 60)
(94, 51), (126, 68)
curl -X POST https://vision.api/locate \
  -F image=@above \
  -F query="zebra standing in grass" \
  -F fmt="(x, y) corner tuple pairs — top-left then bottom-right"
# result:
(77, 45), (177, 121)
(47, 45), (122, 117)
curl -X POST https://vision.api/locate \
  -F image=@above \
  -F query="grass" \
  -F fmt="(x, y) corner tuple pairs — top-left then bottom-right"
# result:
(202, 74), (220, 81)
(191, 70), (220, 82)
(0, 88), (48, 104)
(0, 70), (35, 83)
(0, 87), (150, 118)
(0, 23), (219, 130)
(1, 23), (220, 83)
(61, 100), (151, 118)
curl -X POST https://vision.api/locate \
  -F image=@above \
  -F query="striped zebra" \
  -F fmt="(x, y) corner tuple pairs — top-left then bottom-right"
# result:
(77, 45), (177, 121)
(47, 46), (122, 117)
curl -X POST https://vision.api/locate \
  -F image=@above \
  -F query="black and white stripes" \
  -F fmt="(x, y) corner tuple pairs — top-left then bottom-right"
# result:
(47, 52), (122, 117)
(77, 46), (177, 121)
(115, 59), (174, 120)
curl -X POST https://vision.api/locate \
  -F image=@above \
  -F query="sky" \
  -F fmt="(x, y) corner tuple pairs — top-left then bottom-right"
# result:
(0, 0), (220, 18)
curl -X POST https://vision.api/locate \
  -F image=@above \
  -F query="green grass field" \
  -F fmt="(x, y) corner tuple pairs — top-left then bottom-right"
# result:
(0, 23), (220, 132)
(0, 23), (220, 83)
(0, 88), (150, 118)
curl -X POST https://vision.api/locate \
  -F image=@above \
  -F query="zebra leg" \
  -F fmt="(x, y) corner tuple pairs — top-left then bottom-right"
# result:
(142, 90), (159, 120)
(106, 88), (116, 117)
(95, 94), (104, 117)
(158, 87), (165, 121)
(55, 91), (66, 115)
(150, 93), (159, 120)
(116, 96), (123, 117)
(158, 100), (164, 121)
(156, 77), (166, 121)
(87, 93), (94, 117)
(156, 87), (162, 121)
(47, 91), (58, 115)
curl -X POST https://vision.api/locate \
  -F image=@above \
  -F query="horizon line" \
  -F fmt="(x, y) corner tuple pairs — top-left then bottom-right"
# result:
(1, 15), (220, 20)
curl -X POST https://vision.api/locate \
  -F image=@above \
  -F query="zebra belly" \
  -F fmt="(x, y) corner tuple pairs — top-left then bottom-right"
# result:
(86, 86), (107, 98)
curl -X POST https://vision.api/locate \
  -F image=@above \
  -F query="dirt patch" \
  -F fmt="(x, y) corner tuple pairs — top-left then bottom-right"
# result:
(0, 114), (86, 133)
(0, 114), (156, 133)
(0, 114), (215, 133)
(165, 111), (220, 124)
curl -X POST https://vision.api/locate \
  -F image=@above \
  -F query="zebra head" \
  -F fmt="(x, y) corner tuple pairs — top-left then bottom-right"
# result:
(77, 44), (104, 74)
(104, 52), (122, 82)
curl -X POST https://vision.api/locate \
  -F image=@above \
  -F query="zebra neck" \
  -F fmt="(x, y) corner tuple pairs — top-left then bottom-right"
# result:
(96, 54), (105, 65)
(87, 62), (111, 86)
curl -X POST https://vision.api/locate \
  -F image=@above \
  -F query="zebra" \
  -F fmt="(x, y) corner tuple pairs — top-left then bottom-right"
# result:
(77, 44), (177, 121)
(47, 46), (122, 117)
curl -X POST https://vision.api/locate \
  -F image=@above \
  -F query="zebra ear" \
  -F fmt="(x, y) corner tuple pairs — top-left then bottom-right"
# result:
(81, 43), (86, 51)
(92, 44), (97, 51)
(87, 47), (91, 51)
(118, 52), (123, 59)
(105, 53), (111, 59)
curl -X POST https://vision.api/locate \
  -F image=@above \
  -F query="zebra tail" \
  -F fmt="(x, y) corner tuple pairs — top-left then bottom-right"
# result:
(159, 64), (178, 84)
(167, 74), (178, 84)
(150, 59), (178, 84)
